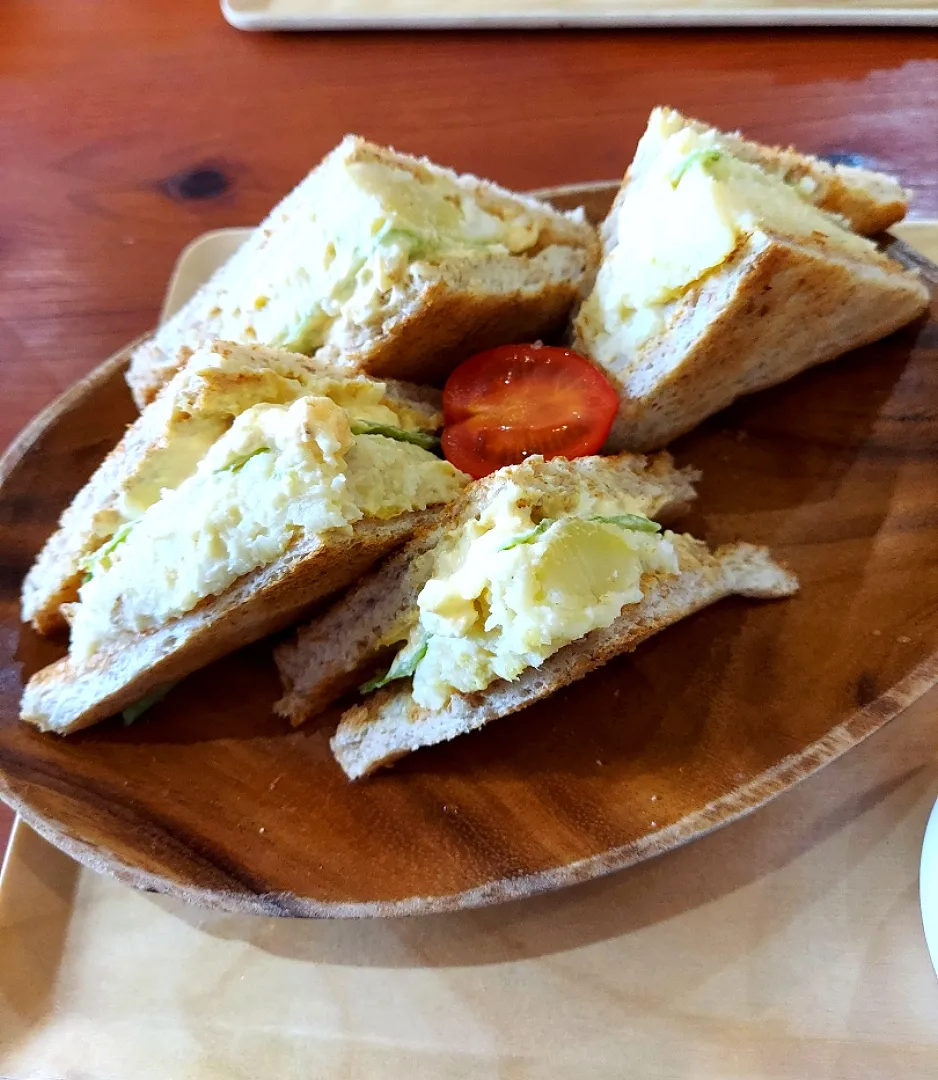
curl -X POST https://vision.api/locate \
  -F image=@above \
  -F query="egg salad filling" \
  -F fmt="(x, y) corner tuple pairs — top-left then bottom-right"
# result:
(577, 124), (879, 373)
(92, 340), (439, 559)
(202, 141), (546, 357)
(367, 479), (680, 711)
(69, 394), (465, 660)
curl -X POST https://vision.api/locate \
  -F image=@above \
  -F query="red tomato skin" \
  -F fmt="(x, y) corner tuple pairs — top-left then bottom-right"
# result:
(441, 344), (618, 479)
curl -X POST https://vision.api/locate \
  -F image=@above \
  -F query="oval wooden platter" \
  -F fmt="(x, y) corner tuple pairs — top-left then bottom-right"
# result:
(0, 183), (937, 918)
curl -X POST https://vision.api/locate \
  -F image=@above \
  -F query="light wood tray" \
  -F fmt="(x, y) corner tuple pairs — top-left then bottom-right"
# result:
(2, 688), (938, 1078)
(222, 0), (938, 29)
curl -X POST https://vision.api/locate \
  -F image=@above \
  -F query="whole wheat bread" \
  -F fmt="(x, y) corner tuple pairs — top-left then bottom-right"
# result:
(21, 508), (442, 735)
(584, 229), (931, 452)
(21, 341), (442, 635)
(275, 452), (699, 727)
(573, 110), (931, 452)
(127, 137), (599, 408)
(331, 538), (798, 779)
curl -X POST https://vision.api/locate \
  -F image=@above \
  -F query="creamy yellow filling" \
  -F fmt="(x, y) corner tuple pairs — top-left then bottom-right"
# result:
(100, 339), (433, 541)
(198, 144), (544, 356)
(377, 479), (679, 711)
(70, 394), (465, 659)
(578, 124), (880, 372)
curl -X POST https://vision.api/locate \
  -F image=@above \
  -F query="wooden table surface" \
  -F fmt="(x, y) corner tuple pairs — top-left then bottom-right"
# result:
(1, 5), (937, 862)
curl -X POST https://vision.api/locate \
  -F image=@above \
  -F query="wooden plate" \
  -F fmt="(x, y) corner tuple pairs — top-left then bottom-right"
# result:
(0, 184), (936, 918)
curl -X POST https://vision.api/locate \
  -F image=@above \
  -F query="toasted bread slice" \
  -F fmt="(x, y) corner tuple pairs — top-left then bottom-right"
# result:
(21, 509), (440, 735)
(127, 136), (599, 408)
(21, 341), (442, 635)
(331, 539), (797, 779)
(620, 107), (909, 238)
(275, 452), (699, 727)
(573, 112), (930, 452)
(21, 354), (467, 735)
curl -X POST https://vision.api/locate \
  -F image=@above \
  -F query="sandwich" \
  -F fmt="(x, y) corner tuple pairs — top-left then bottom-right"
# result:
(572, 107), (931, 452)
(273, 454), (798, 779)
(21, 341), (468, 734)
(127, 136), (599, 409)
(275, 451), (698, 725)
(22, 340), (445, 635)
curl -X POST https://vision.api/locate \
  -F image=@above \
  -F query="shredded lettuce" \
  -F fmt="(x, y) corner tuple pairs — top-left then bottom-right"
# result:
(590, 513), (661, 533)
(221, 446), (271, 474)
(670, 148), (723, 187)
(349, 421), (440, 453)
(497, 519), (555, 552)
(80, 522), (135, 584)
(121, 681), (178, 726)
(360, 635), (431, 695)
(379, 227), (430, 258)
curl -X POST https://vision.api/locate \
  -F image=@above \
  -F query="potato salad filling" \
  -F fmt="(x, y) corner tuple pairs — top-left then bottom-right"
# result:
(576, 120), (880, 373)
(198, 141), (546, 357)
(90, 340), (439, 559)
(368, 479), (680, 710)
(70, 394), (465, 660)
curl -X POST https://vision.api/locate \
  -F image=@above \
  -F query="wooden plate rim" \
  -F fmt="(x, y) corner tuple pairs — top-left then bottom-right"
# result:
(1, 189), (937, 918)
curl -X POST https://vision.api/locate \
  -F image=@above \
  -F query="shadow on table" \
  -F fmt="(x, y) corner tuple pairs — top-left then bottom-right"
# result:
(148, 701), (936, 969)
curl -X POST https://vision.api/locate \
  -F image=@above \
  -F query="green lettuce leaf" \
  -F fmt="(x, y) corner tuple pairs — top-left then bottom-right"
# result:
(670, 148), (723, 188)
(359, 635), (431, 695)
(589, 513), (661, 533)
(122, 681), (178, 726)
(80, 521), (135, 584)
(349, 421), (440, 453)
(497, 519), (554, 552)
(221, 446), (271, 474)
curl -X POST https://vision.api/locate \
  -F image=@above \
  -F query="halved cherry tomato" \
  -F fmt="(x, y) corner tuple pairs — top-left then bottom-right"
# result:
(441, 344), (619, 479)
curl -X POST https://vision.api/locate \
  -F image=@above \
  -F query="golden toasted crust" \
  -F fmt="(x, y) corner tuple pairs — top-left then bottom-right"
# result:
(330, 539), (798, 779)
(127, 136), (599, 407)
(21, 509), (440, 735)
(576, 227), (930, 452)
(312, 255), (590, 386)
(274, 452), (699, 727)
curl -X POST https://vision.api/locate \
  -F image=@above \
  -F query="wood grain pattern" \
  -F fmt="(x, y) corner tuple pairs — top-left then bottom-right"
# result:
(0, 188), (936, 916)
(3, 694), (938, 1078)
(1, 3), (937, 458)
(1, 3), (937, 867)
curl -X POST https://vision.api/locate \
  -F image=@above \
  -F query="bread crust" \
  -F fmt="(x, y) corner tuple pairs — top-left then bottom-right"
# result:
(311, 250), (590, 386)
(127, 136), (599, 408)
(577, 228), (930, 452)
(274, 452), (699, 727)
(21, 509), (440, 735)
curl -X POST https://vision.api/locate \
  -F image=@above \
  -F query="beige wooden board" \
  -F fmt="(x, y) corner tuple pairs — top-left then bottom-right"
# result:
(1, 220), (938, 1078)
(1, 691), (937, 1078)
(222, 0), (938, 30)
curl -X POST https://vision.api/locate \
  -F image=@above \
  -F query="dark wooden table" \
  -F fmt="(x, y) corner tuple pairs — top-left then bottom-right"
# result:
(1, 4), (937, 859)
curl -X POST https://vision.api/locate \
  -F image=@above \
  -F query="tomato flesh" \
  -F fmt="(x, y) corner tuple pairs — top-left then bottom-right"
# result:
(441, 344), (619, 479)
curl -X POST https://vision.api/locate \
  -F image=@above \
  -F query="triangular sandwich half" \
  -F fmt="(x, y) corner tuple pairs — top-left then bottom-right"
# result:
(573, 108), (930, 452)
(274, 453), (797, 779)
(21, 342), (467, 734)
(23, 340), (443, 635)
(127, 136), (599, 408)
(275, 451), (699, 728)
